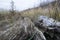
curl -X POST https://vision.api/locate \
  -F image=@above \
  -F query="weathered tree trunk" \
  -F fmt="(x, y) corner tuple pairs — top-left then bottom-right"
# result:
(0, 17), (46, 40)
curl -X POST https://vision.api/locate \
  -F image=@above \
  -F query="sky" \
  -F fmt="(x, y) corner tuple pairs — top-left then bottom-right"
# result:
(0, 0), (54, 11)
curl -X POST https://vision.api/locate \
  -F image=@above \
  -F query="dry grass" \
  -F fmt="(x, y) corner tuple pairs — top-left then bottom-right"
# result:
(0, 1), (60, 21)
(20, 2), (60, 21)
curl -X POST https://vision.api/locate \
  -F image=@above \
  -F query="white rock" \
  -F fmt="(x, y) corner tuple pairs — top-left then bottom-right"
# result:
(38, 16), (60, 26)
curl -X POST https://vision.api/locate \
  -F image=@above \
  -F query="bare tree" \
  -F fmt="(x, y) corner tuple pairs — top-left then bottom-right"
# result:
(10, 0), (15, 13)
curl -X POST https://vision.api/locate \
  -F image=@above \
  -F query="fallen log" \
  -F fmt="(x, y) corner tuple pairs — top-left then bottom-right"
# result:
(0, 17), (46, 40)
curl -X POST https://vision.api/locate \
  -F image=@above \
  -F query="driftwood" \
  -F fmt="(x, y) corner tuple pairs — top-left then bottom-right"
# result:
(0, 17), (46, 40)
